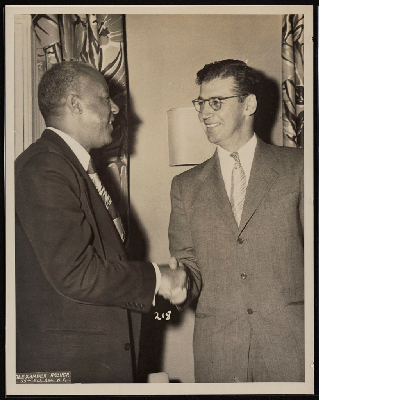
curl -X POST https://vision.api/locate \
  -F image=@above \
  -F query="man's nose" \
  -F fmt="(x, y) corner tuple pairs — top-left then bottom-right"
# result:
(199, 102), (214, 119)
(110, 99), (119, 114)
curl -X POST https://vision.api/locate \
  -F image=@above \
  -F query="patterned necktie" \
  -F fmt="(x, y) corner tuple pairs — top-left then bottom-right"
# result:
(87, 158), (125, 242)
(230, 152), (247, 226)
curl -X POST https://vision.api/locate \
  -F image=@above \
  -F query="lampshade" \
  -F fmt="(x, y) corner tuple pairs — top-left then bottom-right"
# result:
(167, 107), (216, 166)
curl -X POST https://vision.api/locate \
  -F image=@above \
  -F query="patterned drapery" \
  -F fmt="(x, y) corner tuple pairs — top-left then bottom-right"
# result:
(282, 14), (304, 148)
(32, 14), (130, 240)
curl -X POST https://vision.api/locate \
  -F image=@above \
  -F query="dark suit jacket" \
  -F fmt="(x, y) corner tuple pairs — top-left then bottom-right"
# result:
(169, 138), (304, 382)
(15, 129), (156, 383)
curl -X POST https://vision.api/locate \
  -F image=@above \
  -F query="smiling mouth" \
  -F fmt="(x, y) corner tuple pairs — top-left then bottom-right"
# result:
(205, 123), (220, 130)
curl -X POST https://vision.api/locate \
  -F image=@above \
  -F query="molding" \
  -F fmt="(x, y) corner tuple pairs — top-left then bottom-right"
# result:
(14, 15), (45, 159)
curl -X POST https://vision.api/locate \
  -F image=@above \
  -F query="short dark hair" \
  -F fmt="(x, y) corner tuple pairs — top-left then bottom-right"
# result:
(195, 59), (260, 100)
(38, 61), (99, 119)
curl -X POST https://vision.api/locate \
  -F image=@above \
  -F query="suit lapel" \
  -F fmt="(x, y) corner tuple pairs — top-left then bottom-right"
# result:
(238, 140), (279, 233)
(198, 152), (239, 235)
(41, 130), (98, 206)
(41, 130), (124, 256)
(196, 141), (280, 236)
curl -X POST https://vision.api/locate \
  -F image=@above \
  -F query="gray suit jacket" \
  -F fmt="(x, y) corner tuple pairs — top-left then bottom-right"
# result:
(169, 138), (304, 382)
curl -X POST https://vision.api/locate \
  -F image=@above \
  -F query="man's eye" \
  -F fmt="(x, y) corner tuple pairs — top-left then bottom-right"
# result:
(198, 100), (204, 106)
(210, 99), (220, 107)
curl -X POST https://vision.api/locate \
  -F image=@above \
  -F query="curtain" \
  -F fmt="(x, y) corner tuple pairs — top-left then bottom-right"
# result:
(32, 14), (130, 240)
(282, 14), (304, 148)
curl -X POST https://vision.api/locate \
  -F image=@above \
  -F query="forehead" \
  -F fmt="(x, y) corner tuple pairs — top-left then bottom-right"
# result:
(199, 76), (236, 98)
(79, 70), (108, 95)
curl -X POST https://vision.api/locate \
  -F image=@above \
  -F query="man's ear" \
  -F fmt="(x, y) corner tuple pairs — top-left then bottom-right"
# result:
(66, 94), (82, 115)
(244, 94), (257, 116)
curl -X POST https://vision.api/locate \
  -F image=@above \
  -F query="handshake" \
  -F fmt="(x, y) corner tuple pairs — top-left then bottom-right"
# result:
(158, 257), (189, 305)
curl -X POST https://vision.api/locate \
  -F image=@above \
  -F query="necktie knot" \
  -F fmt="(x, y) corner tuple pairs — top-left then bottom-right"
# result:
(230, 152), (241, 164)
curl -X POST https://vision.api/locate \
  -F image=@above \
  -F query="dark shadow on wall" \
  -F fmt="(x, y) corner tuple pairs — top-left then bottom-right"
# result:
(124, 66), (169, 384)
(253, 69), (280, 146)
(124, 38), (187, 381)
(93, 89), (171, 382)
(91, 39), (173, 381)
(91, 80), (149, 265)
(123, 94), (149, 262)
(124, 89), (171, 383)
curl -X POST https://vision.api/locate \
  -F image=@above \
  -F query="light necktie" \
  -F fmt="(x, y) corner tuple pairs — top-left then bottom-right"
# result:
(87, 158), (125, 242)
(230, 152), (247, 226)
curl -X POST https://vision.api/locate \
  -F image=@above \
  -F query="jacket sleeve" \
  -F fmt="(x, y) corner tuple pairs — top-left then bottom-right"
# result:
(15, 152), (156, 312)
(168, 175), (202, 308)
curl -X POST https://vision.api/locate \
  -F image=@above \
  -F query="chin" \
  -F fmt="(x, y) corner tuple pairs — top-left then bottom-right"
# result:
(206, 133), (219, 145)
(105, 137), (114, 146)
(97, 136), (113, 149)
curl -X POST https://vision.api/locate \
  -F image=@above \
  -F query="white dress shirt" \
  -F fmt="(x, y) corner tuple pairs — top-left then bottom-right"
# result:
(47, 127), (161, 298)
(217, 133), (257, 199)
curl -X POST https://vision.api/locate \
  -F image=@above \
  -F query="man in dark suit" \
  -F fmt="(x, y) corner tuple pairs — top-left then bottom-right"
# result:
(169, 59), (304, 382)
(15, 61), (187, 383)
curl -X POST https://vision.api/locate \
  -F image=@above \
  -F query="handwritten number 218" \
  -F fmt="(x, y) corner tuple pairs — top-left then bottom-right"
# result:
(154, 311), (171, 320)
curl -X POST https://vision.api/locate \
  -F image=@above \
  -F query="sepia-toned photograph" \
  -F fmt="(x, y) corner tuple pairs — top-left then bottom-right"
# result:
(5, 5), (316, 396)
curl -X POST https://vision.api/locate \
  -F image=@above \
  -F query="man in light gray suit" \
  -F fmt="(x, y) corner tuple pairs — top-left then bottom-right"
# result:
(168, 59), (304, 383)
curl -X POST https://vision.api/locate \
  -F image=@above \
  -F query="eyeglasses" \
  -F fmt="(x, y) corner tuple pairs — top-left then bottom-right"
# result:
(192, 95), (247, 112)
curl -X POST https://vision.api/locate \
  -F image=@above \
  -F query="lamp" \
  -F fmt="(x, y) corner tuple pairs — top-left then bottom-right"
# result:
(167, 107), (216, 166)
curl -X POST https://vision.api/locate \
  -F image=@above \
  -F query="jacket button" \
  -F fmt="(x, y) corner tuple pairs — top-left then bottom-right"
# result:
(237, 238), (244, 244)
(247, 308), (253, 315)
(124, 343), (131, 351)
(240, 273), (247, 280)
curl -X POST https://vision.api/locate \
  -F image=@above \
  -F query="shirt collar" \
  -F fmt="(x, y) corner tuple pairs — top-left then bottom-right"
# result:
(217, 134), (257, 197)
(217, 134), (257, 173)
(47, 127), (91, 171)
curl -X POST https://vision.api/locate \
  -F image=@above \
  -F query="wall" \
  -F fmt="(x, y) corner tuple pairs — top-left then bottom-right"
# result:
(125, 13), (282, 382)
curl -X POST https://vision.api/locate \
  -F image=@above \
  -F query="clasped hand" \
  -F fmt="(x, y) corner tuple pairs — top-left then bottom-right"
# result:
(158, 257), (188, 305)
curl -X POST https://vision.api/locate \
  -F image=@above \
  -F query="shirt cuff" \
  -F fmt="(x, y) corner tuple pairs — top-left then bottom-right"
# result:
(152, 262), (161, 306)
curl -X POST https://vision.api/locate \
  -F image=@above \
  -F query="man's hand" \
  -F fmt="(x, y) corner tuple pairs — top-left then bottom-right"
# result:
(158, 257), (188, 305)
